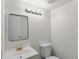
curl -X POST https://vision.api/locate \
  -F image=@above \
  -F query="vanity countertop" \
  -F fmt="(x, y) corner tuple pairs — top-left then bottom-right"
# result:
(3, 47), (39, 59)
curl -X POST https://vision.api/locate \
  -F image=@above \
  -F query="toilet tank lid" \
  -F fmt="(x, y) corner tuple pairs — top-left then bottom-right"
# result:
(40, 43), (51, 47)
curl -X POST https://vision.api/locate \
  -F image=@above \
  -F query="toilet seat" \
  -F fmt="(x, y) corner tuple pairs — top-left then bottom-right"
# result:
(46, 56), (59, 59)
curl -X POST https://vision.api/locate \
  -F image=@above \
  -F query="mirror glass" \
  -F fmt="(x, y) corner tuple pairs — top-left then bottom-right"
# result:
(9, 14), (28, 41)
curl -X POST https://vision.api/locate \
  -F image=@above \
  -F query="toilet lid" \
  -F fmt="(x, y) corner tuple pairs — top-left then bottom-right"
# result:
(46, 56), (59, 59)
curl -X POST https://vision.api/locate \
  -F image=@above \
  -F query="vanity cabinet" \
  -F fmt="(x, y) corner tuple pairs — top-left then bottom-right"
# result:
(27, 54), (40, 59)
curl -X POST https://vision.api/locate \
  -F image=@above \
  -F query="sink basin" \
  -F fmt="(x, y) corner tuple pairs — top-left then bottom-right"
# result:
(3, 47), (39, 59)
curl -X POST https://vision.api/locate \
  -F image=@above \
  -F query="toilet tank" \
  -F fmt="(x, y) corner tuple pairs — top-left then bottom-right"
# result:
(40, 43), (51, 57)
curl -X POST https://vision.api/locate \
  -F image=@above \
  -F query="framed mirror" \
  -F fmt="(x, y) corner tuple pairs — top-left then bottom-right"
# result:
(9, 14), (28, 41)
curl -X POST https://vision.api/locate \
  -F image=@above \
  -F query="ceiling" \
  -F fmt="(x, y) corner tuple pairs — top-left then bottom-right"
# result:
(20, 0), (74, 10)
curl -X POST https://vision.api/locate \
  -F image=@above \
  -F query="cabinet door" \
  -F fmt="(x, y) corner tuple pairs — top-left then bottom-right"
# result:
(9, 14), (28, 41)
(27, 55), (40, 59)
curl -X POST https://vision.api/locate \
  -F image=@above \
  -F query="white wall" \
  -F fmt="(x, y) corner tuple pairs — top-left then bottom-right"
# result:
(51, 0), (78, 59)
(1, 0), (5, 53)
(5, 0), (51, 56)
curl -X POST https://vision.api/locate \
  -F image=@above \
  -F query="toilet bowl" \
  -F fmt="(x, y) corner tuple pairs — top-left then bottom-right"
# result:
(46, 56), (59, 59)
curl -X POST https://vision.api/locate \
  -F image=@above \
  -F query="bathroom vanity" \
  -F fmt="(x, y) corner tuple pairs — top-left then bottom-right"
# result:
(3, 13), (39, 59)
(3, 47), (39, 59)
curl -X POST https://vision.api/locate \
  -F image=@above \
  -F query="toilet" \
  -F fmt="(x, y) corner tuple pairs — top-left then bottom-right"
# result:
(40, 43), (59, 59)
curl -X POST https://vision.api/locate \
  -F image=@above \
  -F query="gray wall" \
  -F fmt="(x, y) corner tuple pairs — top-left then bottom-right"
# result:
(51, 0), (78, 59)
(4, 0), (51, 59)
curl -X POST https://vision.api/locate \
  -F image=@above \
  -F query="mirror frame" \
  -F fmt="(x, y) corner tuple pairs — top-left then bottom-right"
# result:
(9, 13), (29, 41)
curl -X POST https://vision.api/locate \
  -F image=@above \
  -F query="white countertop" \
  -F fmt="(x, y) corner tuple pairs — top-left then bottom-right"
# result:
(3, 47), (39, 59)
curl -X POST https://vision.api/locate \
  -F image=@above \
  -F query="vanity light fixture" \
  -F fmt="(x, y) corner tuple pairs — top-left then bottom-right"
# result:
(25, 9), (43, 15)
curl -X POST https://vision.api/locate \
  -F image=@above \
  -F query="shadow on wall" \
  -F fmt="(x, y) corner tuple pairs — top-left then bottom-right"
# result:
(51, 48), (56, 56)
